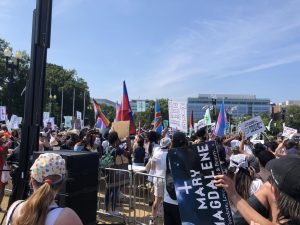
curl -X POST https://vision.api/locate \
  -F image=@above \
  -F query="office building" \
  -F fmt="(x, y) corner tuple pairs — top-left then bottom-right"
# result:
(130, 99), (151, 113)
(93, 98), (116, 108)
(188, 94), (271, 121)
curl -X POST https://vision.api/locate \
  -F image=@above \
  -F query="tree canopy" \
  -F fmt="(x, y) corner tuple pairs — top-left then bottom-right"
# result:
(0, 37), (94, 126)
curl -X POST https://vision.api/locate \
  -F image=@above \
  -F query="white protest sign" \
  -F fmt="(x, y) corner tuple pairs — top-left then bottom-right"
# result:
(282, 126), (297, 139)
(0, 106), (7, 121)
(17, 117), (22, 125)
(194, 123), (199, 131)
(64, 116), (72, 128)
(197, 119), (206, 129)
(5, 118), (12, 133)
(136, 100), (146, 112)
(10, 115), (19, 129)
(239, 116), (266, 138)
(76, 111), (82, 120)
(43, 112), (50, 120)
(168, 101), (187, 133)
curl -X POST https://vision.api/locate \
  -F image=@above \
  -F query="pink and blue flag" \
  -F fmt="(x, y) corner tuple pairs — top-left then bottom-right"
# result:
(153, 100), (163, 134)
(214, 101), (227, 137)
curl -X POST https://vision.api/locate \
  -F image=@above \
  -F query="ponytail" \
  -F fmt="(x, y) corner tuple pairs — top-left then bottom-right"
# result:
(12, 182), (57, 225)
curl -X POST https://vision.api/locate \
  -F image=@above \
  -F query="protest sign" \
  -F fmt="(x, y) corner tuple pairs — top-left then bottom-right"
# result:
(282, 126), (297, 139)
(163, 120), (169, 128)
(76, 111), (82, 120)
(0, 106), (7, 121)
(10, 115), (20, 129)
(239, 116), (266, 138)
(198, 119), (206, 129)
(64, 116), (72, 128)
(5, 118), (12, 133)
(136, 100), (146, 112)
(43, 112), (50, 120)
(72, 119), (81, 130)
(111, 121), (130, 139)
(168, 101), (187, 133)
(168, 141), (234, 225)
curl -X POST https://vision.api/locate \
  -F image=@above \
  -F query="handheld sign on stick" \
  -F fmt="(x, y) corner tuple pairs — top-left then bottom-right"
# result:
(168, 141), (234, 225)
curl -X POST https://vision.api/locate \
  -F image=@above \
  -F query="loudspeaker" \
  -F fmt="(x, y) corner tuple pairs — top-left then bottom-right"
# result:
(33, 151), (99, 225)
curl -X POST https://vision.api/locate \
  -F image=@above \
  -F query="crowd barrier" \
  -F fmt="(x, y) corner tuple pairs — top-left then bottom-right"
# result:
(133, 171), (164, 225)
(96, 168), (165, 225)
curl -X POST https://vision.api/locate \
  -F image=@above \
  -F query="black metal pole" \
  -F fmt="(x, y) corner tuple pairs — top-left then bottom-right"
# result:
(13, 0), (52, 201)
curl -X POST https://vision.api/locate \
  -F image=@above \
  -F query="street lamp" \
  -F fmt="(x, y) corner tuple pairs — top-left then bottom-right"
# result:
(3, 47), (22, 115)
(49, 88), (56, 115)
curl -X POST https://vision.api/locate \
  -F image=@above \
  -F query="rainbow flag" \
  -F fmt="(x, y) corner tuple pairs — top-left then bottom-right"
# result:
(92, 99), (110, 127)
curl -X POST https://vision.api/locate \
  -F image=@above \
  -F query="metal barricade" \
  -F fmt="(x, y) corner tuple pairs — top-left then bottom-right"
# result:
(133, 172), (164, 225)
(97, 168), (134, 224)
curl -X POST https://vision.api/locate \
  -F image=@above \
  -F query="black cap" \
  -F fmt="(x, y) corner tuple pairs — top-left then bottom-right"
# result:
(266, 155), (300, 202)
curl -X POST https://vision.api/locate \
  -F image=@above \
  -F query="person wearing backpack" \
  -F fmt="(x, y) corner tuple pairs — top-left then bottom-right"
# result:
(103, 131), (130, 215)
(163, 132), (188, 225)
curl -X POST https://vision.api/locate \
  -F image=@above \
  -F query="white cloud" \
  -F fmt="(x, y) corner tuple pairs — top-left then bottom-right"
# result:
(147, 0), (300, 97)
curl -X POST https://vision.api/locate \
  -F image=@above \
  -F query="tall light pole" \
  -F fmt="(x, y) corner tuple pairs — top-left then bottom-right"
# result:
(3, 47), (22, 116)
(82, 91), (86, 127)
(60, 87), (64, 127)
(49, 88), (56, 116)
(72, 88), (75, 118)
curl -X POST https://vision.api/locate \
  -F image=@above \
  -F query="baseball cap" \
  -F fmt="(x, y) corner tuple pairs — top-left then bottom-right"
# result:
(31, 153), (66, 183)
(160, 137), (171, 149)
(266, 155), (300, 202)
(229, 154), (248, 172)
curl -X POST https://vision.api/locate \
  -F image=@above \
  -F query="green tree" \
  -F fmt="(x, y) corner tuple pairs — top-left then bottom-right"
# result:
(0, 39), (30, 117)
(285, 105), (300, 131)
(45, 63), (94, 126)
(0, 37), (93, 127)
(134, 99), (169, 129)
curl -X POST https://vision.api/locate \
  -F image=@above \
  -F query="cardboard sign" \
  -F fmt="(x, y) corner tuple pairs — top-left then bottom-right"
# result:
(64, 116), (72, 128)
(168, 101), (187, 133)
(0, 106), (7, 121)
(239, 116), (266, 138)
(168, 141), (234, 225)
(111, 121), (130, 139)
(136, 100), (146, 112)
(282, 126), (297, 139)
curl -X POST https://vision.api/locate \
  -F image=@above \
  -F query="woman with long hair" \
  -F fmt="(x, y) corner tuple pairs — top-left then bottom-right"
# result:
(214, 155), (300, 225)
(229, 154), (263, 201)
(6, 153), (82, 225)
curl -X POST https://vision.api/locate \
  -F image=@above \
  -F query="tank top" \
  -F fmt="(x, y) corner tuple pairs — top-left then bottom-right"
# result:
(6, 201), (63, 225)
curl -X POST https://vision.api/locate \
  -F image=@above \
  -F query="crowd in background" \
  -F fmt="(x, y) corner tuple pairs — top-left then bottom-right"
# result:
(0, 120), (300, 225)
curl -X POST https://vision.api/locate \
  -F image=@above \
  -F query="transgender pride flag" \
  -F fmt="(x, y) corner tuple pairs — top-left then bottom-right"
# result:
(214, 101), (227, 137)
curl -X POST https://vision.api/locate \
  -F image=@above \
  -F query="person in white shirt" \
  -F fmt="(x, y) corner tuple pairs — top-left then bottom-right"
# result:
(149, 137), (171, 224)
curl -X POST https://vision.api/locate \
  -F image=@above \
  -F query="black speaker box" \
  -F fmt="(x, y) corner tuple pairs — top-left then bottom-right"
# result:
(33, 151), (99, 225)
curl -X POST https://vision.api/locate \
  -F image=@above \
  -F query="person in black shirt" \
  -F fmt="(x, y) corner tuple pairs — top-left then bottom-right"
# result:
(133, 136), (145, 166)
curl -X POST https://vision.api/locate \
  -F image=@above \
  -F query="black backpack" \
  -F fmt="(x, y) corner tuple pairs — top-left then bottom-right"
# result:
(165, 155), (177, 200)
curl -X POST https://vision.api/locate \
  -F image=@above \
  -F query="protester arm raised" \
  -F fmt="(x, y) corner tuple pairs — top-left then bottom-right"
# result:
(214, 175), (275, 225)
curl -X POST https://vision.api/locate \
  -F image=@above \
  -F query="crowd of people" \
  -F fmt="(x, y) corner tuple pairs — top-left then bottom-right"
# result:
(0, 120), (300, 225)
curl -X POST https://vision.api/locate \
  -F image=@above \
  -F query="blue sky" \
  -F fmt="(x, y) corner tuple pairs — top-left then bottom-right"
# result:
(1, 0), (300, 103)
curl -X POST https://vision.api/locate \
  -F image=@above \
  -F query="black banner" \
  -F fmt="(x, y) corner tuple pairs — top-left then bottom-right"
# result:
(168, 141), (234, 225)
